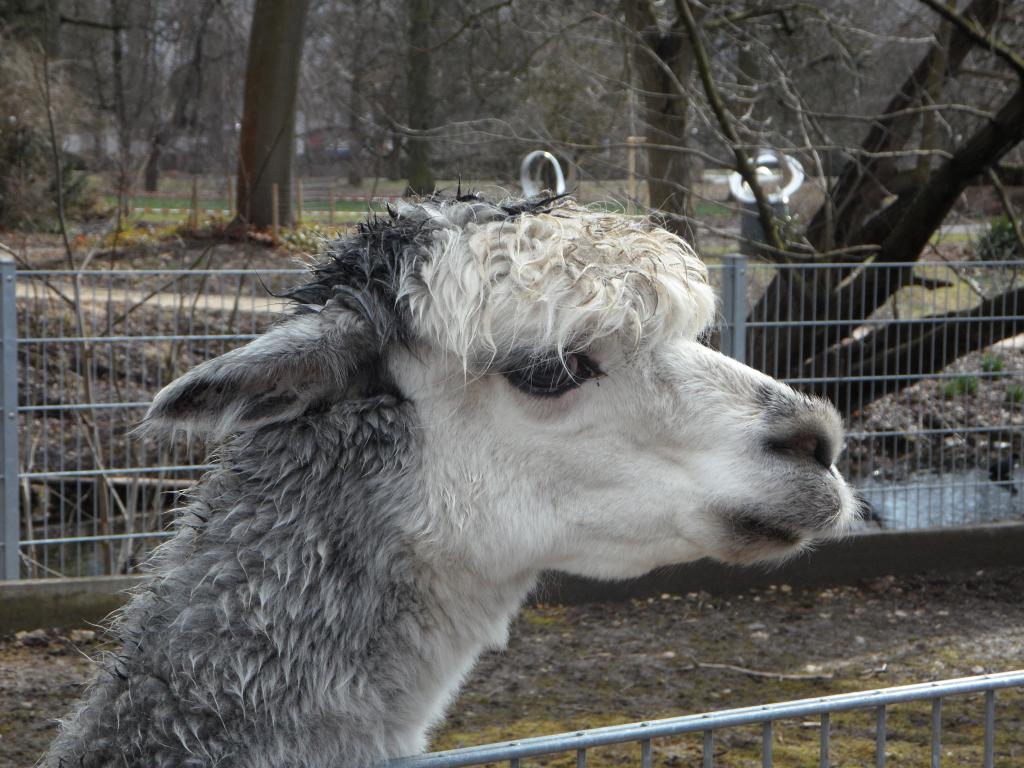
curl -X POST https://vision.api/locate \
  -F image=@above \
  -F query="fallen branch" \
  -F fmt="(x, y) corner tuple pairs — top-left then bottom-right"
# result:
(689, 659), (835, 681)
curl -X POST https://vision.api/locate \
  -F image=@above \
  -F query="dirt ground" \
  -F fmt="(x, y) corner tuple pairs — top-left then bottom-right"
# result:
(2, 566), (1022, 767)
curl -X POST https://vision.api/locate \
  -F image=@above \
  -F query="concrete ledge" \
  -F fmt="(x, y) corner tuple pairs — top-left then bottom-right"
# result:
(2, 524), (1023, 632)
(537, 522), (1024, 604)
(0, 575), (142, 634)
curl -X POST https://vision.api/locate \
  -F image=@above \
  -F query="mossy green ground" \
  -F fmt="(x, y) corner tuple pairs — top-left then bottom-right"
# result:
(2, 568), (1022, 767)
(431, 569), (1024, 766)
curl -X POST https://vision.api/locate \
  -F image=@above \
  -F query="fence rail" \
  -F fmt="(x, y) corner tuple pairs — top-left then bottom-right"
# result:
(388, 671), (1024, 768)
(3, 256), (1023, 578)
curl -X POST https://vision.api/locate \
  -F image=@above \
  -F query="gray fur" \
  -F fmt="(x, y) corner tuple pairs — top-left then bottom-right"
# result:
(45, 202), (532, 767)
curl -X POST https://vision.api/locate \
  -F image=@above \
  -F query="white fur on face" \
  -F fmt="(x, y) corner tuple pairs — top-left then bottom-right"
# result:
(393, 201), (856, 579)
(397, 340), (856, 581)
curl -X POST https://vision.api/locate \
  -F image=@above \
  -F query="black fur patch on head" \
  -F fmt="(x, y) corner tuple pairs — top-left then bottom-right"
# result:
(281, 193), (569, 344)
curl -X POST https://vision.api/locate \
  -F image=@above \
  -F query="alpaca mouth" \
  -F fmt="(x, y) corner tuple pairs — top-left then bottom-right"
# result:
(730, 514), (801, 546)
(714, 512), (809, 566)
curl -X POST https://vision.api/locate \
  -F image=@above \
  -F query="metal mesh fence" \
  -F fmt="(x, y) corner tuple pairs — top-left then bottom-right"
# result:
(6, 258), (1024, 578)
(711, 259), (1024, 532)
(14, 268), (304, 578)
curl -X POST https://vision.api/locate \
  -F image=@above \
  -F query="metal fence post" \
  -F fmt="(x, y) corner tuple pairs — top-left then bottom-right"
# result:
(720, 253), (748, 364)
(0, 255), (18, 580)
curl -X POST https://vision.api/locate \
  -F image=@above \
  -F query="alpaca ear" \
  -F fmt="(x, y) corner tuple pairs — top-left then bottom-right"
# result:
(144, 307), (376, 439)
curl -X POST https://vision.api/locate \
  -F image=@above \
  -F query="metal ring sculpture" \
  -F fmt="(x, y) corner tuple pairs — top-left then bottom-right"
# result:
(520, 150), (567, 197)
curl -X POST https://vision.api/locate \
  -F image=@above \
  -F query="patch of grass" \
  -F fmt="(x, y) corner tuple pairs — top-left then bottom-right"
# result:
(976, 214), (1024, 261)
(278, 224), (353, 250)
(520, 606), (571, 630)
(941, 376), (978, 399)
(1006, 384), (1024, 404)
(981, 353), (1005, 374)
(99, 221), (189, 249)
(104, 194), (387, 213)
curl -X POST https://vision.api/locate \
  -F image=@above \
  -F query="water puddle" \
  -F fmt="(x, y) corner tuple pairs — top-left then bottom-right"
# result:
(855, 470), (1023, 529)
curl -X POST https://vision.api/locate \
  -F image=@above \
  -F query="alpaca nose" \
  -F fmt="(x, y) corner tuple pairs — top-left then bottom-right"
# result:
(768, 428), (835, 470)
(755, 383), (842, 470)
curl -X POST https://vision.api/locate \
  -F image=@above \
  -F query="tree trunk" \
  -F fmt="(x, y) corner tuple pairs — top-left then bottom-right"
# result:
(347, 37), (366, 188)
(143, 140), (161, 192)
(804, 285), (1024, 415)
(235, 0), (309, 229)
(623, 0), (697, 242)
(405, 0), (434, 196)
(144, 0), (217, 196)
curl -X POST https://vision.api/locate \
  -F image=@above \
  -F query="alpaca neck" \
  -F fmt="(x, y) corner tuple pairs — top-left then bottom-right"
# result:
(386, 565), (537, 758)
(48, 405), (538, 768)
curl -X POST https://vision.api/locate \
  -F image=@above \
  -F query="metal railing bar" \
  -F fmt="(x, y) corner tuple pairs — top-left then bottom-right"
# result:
(732, 259), (1024, 269)
(21, 334), (260, 344)
(21, 465), (212, 479)
(702, 730), (713, 768)
(875, 705), (886, 768)
(931, 698), (942, 768)
(18, 269), (307, 277)
(20, 402), (152, 412)
(781, 371), (1024, 385)
(983, 691), (995, 768)
(844, 424), (1022, 439)
(19, 531), (175, 546)
(1, 261), (998, 278)
(20, 412), (1018, 433)
(640, 737), (651, 768)
(762, 721), (772, 768)
(746, 315), (1024, 329)
(575, 748), (586, 768)
(851, 480), (1018, 494)
(820, 712), (830, 768)
(386, 672), (1024, 767)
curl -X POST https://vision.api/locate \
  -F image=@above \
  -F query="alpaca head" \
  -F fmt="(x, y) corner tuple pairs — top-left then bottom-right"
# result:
(147, 196), (857, 582)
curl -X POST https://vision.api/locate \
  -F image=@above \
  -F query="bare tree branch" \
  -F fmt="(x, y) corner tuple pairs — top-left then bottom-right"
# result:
(917, 0), (1024, 79)
(675, 0), (787, 254)
(986, 167), (1024, 258)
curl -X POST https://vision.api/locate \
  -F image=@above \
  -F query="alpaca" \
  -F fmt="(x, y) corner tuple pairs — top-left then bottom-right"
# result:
(46, 195), (857, 768)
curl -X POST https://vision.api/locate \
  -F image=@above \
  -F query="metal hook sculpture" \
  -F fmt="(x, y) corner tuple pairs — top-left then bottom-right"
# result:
(520, 151), (567, 197)
(728, 151), (804, 205)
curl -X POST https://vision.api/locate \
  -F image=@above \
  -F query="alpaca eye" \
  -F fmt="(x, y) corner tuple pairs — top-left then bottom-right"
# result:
(503, 354), (603, 397)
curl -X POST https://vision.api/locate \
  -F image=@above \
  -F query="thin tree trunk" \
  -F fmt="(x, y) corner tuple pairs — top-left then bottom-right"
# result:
(405, 0), (433, 196)
(235, 0), (310, 229)
(142, 0), (218, 194)
(143, 141), (161, 192)
(623, 0), (697, 242)
(348, 81), (364, 187)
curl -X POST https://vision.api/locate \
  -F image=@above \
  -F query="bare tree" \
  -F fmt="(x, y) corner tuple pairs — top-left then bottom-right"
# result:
(141, 0), (221, 192)
(235, 0), (309, 229)
(740, 0), (1024, 413)
(405, 0), (434, 195)
(608, 0), (1023, 415)
(622, 0), (698, 240)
